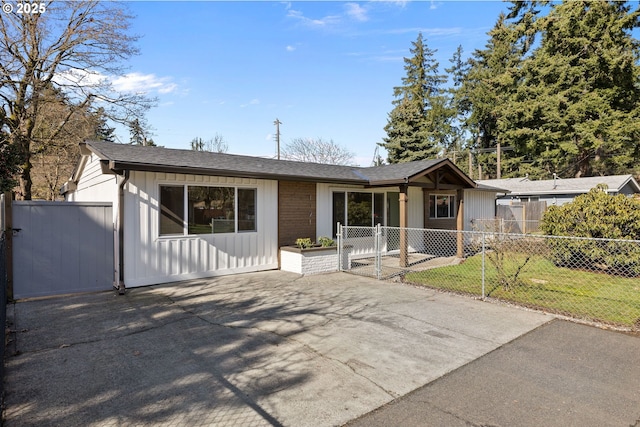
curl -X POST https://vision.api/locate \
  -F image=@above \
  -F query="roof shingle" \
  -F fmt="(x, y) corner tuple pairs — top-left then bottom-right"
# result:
(84, 141), (475, 188)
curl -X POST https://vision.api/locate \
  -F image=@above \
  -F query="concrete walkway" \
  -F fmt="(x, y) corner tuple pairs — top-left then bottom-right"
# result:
(4, 271), (550, 426)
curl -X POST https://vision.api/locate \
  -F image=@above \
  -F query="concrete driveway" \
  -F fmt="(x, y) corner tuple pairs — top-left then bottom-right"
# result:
(4, 271), (550, 426)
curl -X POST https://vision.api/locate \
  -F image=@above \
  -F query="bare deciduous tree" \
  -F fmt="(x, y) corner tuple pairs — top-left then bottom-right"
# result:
(190, 134), (228, 153)
(281, 137), (355, 165)
(0, 1), (155, 199)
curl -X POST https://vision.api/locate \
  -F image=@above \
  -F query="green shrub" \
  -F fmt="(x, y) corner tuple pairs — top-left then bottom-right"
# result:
(540, 185), (640, 276)
(295, 238), (313, 249)
(318, 236), (335, 247)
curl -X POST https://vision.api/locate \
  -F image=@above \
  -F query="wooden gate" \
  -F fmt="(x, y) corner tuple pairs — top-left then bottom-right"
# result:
(11, 201), (113, 299)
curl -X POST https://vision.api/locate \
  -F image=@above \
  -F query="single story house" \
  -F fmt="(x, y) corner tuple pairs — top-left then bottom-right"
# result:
(63, 141), (501, 289)
(477, 175), (640, 206)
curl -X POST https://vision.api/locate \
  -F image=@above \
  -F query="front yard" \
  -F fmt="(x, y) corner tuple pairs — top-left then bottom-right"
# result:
(405, 253), (640, 328)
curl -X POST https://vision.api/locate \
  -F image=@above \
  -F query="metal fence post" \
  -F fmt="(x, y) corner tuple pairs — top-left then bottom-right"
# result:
(481, 231), (486, 299)
(375, 224), (382, 280)
(337, 223), (342, 271)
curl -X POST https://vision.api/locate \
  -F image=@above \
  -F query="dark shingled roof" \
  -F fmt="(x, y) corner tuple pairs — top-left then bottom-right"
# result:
(83, 141), (477, 188)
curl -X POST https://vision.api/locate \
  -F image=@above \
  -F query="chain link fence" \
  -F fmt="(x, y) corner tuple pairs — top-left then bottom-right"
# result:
(471, 218), (541, 234)
(338, 225), (640, 330)
(0, 193), (6, 404)
(0, 231), (7, 401)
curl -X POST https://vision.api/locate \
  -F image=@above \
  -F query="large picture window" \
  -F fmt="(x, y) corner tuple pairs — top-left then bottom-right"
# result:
(188, 186), (235, 234)
(429, 194), (456, 219)
(332, 191), (384, 235)
(159, 184), (257, 236)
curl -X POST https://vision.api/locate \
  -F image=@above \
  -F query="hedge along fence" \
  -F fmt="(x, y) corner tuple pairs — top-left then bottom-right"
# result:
(540, 185), (640, 276)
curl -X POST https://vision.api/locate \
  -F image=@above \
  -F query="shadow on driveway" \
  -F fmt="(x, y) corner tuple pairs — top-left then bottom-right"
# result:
(4, 271), (550, 426)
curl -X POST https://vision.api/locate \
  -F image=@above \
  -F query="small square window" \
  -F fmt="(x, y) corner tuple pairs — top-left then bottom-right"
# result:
(429, 194), (456, 219)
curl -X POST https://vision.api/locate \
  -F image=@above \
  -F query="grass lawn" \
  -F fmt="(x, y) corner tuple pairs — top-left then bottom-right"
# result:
(405, 253), (640, 328)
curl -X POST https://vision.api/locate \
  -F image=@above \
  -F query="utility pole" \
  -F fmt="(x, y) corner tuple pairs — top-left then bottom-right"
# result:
(496, 141), (501, 179)
(274, 118), (282, 160)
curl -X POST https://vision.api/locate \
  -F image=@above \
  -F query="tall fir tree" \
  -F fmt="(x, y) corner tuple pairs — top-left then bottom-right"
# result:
(460, 5), (548, 179)
(380, 33), (448, 163)
(464, 14), (523, 152)
(502, 0), (640, 177)
(93, 108), (116, 143)
(444, 45), (471, 167)
(128, 118), (155, 146)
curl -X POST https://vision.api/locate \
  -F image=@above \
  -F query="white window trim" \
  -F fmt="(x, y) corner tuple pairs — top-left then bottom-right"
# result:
(158, 183), (258, 237)
(430, 194), (456, 219)
(332, 189), (387, 227)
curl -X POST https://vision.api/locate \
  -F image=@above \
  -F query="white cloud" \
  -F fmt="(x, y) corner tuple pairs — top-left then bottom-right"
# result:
(240, 98), (260, 108)
(112, 72), (177, 95)
(344, 3), (369, 22)
(286, 3), (374, 28)
(286, 45), (296, 52)
(53, 69), (106, 87)
(53, 69), (178, 96)
(287, 8), (341, 27)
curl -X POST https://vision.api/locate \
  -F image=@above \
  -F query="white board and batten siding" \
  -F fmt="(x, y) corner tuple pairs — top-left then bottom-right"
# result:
(463, 189), (497, 231)
(66, 154), (119, 210)
(122, 171), (279, 287)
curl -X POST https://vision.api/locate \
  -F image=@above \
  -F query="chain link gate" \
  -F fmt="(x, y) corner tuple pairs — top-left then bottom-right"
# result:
(337, 224), (475, 280)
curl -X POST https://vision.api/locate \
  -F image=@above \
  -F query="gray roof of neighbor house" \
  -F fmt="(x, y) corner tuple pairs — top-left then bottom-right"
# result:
(80, 141), (479, 188)
(477, 175), (640, 196)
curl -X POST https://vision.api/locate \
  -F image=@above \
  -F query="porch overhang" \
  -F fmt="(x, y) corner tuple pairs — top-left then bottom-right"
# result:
(365, 158), (477, 190)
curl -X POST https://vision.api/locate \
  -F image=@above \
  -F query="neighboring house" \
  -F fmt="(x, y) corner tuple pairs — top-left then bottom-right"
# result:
(62, 141), (500, 288)
(477, 175), (640, 206)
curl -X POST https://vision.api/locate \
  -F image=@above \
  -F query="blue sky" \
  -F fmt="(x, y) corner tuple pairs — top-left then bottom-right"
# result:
(117, 1), (510, 165)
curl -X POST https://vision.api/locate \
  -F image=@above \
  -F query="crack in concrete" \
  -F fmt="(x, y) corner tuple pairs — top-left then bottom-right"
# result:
(9, 313), (194, 357)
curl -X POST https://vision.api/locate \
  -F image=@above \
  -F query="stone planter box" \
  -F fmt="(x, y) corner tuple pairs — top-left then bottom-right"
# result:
(280, 245), (342, 275)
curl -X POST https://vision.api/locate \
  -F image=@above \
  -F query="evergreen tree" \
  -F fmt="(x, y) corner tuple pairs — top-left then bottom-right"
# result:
(444, 45), (471, 167)
(128, 118), (155, 146)
(93, 108), (116, 143)
(380, 33), (448, 163)
(464, 14), (522, 152)
(502, 0), (640, 177)
(0, 132), (19, 193)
